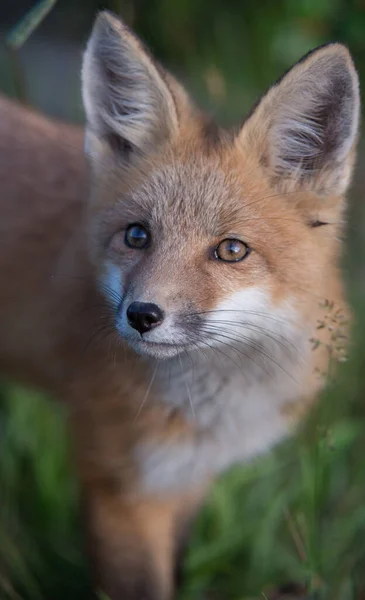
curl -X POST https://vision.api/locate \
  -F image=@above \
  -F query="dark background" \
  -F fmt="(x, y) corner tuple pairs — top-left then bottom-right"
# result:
(2, 0), (365, 124)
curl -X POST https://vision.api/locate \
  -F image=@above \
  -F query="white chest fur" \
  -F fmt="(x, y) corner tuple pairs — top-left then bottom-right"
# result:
(135, 344), (307, 494)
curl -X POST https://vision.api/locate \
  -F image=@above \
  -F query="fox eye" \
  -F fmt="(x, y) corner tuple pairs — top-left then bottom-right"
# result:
(125, 223), (150, 249)
(215, 239), (250, 263)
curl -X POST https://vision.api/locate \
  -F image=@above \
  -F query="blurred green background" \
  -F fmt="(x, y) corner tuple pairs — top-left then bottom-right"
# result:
(1, 1), (365, 599)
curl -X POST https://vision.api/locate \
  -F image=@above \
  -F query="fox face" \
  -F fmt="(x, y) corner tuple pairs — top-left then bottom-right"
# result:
(82, 13), (359, 362)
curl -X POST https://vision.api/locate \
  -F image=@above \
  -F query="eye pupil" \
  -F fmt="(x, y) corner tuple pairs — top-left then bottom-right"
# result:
(215, 238), (249, 263)
(125, 223), (150, 249)
(227, 241), (239, 255)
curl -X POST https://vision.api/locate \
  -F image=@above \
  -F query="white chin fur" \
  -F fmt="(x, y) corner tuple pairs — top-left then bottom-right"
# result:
(127, 338), (189, 359)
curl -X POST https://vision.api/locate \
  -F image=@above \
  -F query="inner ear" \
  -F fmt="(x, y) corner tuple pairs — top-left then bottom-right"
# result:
(270, 62), (355, 176)
(108, 134), (135, 159)
(82, 11), (190, 161)
(237, 43), (360, 196)
(309, 220), (328, 228)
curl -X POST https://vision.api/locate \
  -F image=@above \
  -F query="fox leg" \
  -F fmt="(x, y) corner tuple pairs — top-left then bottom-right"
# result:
(67, 369), (207, 599)
(81, 484), (205, 600)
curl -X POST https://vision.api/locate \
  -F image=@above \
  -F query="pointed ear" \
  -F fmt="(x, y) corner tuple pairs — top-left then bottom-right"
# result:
(82, 11), (187, 161)
(238, 44), (360, 195)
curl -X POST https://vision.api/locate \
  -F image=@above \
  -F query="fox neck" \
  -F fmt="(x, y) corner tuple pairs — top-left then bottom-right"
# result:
(153, 326), (310, 425)
(134, 332), (313, 494)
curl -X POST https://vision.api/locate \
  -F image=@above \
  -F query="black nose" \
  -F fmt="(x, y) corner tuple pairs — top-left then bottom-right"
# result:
(126, 301), (164, 335)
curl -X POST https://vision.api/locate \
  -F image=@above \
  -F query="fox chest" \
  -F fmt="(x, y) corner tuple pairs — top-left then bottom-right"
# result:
(135, 365), (296, 494)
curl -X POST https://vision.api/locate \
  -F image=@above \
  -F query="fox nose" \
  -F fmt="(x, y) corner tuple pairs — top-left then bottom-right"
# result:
(126, 301), (164, 335)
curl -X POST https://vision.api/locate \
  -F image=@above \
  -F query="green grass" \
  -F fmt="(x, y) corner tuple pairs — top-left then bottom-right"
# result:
(2, 301), (365, 600)
(0, 386), (93, 600)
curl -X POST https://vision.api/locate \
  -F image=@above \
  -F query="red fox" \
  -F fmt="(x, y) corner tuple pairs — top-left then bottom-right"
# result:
(0, 10), (360, 600)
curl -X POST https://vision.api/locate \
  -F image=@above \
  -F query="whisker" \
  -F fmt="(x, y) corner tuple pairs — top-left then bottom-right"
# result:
(182, 348), (197, 386)
(200, 319), (300, 356)
(200, 337), (245, 370)
(187, 339), (212, 365)
(200, 328), (298, 382)
(199, 329), (274, 377)
(51, 272), (123, 308)
(190, 328), (268, 374)
(134, 362), (159, 422)
(83, 323), (117, 355)
(189, 335), (244, 371)
(179, 355), (195, 420)
(186, 308), (292, 327)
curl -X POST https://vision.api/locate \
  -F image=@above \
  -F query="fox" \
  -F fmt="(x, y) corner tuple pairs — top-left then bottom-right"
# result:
(0, 9), (360, 600)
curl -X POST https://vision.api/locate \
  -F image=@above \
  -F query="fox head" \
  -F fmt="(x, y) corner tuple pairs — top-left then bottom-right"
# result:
(82, 11), (359, 361)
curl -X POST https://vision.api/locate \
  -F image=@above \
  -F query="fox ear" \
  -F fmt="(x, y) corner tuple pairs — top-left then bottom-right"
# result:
(238, 44), (360, 195)
(82, 11), (183, 161)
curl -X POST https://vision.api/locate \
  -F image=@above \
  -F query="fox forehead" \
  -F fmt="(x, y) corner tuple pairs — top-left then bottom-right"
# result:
(108, 142), (289, 239)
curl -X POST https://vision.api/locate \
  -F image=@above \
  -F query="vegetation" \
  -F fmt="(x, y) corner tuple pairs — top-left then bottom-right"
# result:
(1, 1), (365, 598)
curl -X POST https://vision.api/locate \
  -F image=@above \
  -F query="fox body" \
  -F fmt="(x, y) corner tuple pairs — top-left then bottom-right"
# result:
(0, 11), (360, 600)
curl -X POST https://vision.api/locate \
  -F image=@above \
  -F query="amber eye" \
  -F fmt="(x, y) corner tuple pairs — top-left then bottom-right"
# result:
(125, 223), (150, 249)
(215, 238), (250, 263)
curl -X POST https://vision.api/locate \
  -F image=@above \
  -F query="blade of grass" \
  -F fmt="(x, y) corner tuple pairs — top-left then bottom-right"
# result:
(6, 0), (58, 50)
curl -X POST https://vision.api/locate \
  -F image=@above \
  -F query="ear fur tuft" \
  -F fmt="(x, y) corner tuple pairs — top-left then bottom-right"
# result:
(238, 43), (360, 195)
(82, 11), (180, 159)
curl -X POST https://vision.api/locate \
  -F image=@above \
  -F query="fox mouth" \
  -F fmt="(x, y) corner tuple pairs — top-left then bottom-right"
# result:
(128, 337), (191, 359)
(115, 306), (201, 359)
